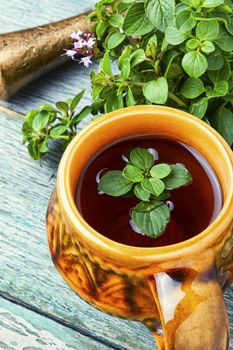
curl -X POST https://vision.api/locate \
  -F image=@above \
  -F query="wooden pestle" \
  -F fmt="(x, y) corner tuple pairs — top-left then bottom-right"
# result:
(0, 12), (91, 100)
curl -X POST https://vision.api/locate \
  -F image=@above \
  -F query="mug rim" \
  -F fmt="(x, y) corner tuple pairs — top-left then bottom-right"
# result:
(57, 106), (233, 264)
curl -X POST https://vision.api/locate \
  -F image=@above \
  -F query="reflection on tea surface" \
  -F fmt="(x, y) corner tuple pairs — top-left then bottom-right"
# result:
(76, 136), (222, 247)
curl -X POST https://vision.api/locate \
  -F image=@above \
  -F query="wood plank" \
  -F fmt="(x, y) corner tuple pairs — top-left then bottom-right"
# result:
(0, 110), (156, 350)
(0, 297), (112, 350)
(0, 0), (97, 33)
(1, 61), (96, 116)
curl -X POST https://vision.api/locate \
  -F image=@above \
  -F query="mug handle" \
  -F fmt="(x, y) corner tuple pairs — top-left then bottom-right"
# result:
(146, 264), (229, 350)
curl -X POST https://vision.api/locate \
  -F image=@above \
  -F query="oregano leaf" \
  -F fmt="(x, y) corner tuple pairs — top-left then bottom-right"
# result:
(143, 77), (168, 104)
(134, 183), (151, 201)
(130, 147), (154, 171)
(181, 78), (205, 99)
(145, 0), (175, 32)
(132, 201), (170, 237)
(163, 164), (192, 189)
(150, 164), (171, 179)
(123, 2), (154, 35)
(98, 170), (133, 196)
(182, 51), (208, 78)
(141, 178), (165, 196)
(122, 165), (144, 182)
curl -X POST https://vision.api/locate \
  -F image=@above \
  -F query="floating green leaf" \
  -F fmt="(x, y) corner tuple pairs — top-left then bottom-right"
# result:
(163, 164), (192, 188)
(130, 147), (154, 171)
(150, 164), (171, 179)
(141, 178), (165, 196)
(132, 201), (170, 237)
(134, 183), (151, 201)
(98, 170), (133, 196)
(122, 165), (144, 182)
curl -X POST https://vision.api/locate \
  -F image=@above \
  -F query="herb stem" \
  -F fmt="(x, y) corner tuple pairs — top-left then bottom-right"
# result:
(168, 92), (187, 107)
(133, 82), (144, 87)
(128, 36), (138, 50)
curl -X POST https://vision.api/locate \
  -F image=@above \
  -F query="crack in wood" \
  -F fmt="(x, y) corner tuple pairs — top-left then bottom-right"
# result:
(0, 291), (128, 350)
(0, 105), (24, 120)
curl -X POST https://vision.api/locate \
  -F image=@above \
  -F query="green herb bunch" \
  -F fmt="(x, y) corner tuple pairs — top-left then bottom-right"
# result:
(89, 0), (233, 145)
(98, 147), (192, 237)
(23, 0), (233, 161)
(22, 91), (91, 160)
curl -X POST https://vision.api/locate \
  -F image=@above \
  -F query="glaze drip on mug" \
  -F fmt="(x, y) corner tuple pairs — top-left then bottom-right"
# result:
(76, 136), (222, 247)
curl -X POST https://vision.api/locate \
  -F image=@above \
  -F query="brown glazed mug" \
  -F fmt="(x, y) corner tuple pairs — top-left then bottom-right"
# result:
(46, 106), (233, 349)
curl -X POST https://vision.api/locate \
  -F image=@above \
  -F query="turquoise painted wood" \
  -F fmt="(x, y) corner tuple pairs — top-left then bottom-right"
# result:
(1, 61), (96, 116)
(0, 298), (112, 350)
(1, 1), (233, 349)
(0, 111), (156, 350)
(0, 0), (97, 33)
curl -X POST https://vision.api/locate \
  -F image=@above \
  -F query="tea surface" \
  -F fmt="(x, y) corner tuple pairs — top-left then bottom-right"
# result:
(76, 136), (222, 247)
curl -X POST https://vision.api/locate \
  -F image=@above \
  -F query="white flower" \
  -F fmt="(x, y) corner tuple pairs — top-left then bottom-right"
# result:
(73, 39), (85, 49)
(79, 56), (92, 68)
(71, 30), (83, 40)
(62, 49), (77, 59)
(86, 37), (96, 49)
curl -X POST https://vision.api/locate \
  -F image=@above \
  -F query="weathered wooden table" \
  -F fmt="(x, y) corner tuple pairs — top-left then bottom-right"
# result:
(0, 1), (233, 349)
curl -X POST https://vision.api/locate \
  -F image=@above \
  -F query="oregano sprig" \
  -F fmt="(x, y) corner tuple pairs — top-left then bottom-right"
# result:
(22, 91), (91, 160)
(98, 147), (192, 238)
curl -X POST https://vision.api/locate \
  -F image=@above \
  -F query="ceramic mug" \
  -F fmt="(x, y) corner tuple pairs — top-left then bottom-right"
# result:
(46, 106), (233, 350)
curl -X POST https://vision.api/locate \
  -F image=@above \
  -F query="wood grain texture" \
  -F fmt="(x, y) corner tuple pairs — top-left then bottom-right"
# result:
(0, 0), (96, 33)
(1, 1), (233, 349)
(0, 298), (112, 350)
(1, 61), (95, 116)
(0, 111), (156, 350)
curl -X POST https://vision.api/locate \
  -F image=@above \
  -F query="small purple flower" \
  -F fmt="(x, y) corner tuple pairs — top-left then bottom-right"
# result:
(63, 31), (96, 67)
(74, 39), (85, 49)
(86, 37), (96, 49)
(79, 56), (92, 68)
(62, 49), (77, 59)
(71, 30), (83, 40)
